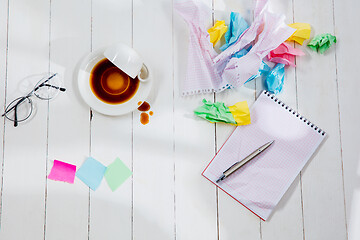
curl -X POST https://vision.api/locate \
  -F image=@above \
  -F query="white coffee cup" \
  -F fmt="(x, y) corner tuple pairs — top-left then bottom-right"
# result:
(104, 43), (149, 82)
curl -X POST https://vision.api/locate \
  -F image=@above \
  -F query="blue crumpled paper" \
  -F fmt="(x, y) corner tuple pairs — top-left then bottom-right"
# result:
(220, 12), (249, 51)
(264, 63), (285, 94)
(232, 47), (271, 83)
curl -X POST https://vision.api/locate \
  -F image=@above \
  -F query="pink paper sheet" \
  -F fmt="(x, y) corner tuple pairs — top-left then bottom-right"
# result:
(48, 160), (76, 184)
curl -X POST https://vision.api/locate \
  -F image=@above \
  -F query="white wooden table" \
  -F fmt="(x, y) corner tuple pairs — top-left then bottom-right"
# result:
(0, 0), (357, 239)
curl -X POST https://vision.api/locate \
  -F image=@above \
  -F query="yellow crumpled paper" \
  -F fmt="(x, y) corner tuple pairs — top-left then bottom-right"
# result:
(287, 23), (311, 45)
(207, 20), (228, 46)
(228, 101), (251, 126)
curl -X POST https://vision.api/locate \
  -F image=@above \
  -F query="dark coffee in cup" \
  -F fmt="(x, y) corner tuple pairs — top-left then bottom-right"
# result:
(90, 58), (140, 104)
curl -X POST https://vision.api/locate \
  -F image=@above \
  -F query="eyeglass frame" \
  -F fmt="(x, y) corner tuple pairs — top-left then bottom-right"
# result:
(1, 73), (66, 127)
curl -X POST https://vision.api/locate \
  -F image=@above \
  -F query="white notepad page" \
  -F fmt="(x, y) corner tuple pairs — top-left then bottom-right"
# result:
(202, 91), (326, 220)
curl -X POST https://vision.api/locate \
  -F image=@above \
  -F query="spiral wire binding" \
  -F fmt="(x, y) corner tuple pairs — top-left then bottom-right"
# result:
(263, 91), (326, 136)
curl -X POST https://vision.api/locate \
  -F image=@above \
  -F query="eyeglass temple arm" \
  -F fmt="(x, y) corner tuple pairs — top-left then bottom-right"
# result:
(1, 96), (27, 117)
(32, 73), (58, 93)
(14, 105), (18, 127)
(42, 84), (66, 92)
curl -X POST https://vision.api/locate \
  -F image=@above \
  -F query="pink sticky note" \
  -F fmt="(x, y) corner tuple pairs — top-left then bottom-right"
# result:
(267, 42), (305, 67)
(48, 160), (77, 184)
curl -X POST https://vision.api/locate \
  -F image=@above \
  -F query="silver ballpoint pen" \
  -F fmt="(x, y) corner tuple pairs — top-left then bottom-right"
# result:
(216, 140), (275, 183)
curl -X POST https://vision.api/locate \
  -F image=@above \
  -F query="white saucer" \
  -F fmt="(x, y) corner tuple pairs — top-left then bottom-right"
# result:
(77, 47), (152, 116)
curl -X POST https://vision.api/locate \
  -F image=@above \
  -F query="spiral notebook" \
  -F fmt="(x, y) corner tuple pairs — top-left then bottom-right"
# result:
(202, 91), (326, 221)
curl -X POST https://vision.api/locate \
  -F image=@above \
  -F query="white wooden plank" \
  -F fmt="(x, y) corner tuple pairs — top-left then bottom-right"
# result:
(173, 0), (218, 239)
(294, 0), (347, 239)
(45, 0), (91, 239)
(0, 0), (49, 238)
(213, 1), (261, 239)
(333, 0), (360, 239)
(259, 1), (304, 239)
(0, 0), (8, 227)
(90, 0), (133, 239)
(132, 0), (175, 239)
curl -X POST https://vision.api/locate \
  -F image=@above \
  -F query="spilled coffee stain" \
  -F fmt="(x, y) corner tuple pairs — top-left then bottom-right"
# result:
(137, 101), (150, 111)
(140, 112), (149, 125)
(138, 101), (153, 125)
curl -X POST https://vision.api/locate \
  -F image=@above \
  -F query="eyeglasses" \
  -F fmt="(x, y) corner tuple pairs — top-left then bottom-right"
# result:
(1, 73), (66, 127)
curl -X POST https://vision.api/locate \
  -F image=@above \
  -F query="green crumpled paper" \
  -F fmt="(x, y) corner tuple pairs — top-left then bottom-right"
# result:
(194, 99), (236, 124)
(307, 33), (337, 54)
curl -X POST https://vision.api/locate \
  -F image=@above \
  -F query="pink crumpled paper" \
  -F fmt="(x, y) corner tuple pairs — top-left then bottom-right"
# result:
(267, 42), (304, 67)
(175, 0), (296, 95)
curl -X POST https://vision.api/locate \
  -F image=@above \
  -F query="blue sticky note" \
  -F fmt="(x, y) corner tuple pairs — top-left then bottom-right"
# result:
(265, 63), (285, 95)
(220, 12), (249, 51)
(76, 157), (107, 191)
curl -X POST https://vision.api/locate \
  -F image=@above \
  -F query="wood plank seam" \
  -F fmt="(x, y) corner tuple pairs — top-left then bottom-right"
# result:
(131, 1), (134, 239)
(0, 0), (10, 230)
(89, 0), (93, 238)
(211, 1), (221, 240)
(131, 111), (134, 240)
(172, 1), (177, 239)
(291, 1), (306, 240)
(42, 0), (53, 237)
(331, 0), (348, 239)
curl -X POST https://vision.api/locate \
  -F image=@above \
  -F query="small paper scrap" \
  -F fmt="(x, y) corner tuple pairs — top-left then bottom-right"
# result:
(208, 20), (228, 46)
(48, 160), (76, 184)
(194, 99), (251, 126)
(265, 63), (285, 95)
(287, 23), (311, 45)
(220, 12), (249, 51)
(267, 42), (304, 67)
(233, 47), (271, 83)
(104, 158), (132, 192)
(307, 33), (337, 54)
(76, 157), (107, 191)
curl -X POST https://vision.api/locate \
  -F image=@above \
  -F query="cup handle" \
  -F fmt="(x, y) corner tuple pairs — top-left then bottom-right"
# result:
(137, 64), (149, 82)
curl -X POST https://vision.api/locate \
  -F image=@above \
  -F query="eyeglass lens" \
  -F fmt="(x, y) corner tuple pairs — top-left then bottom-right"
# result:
(3, 97), (33, 126)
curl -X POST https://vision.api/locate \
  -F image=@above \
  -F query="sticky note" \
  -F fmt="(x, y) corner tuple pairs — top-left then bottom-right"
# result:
(267, 42), (305, 67)
(76, 157), (107, 191)
(265, 63), (285, 95)
(287, 23), (311, 45)
(228, 101), (251, 125)
(104, 158), (132, 192)
(220, 12), (249, 51)
(207, 20), (228, 46)
(48, 160), (76, 184)
(307, 33), (337, 54)
(194, 99), (236, 124)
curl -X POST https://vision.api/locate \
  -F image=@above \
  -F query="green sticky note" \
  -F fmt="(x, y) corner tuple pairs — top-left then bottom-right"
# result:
(194, 99), (236, 124)
(104, 158), (132, 191)
(307, 33), (337, 54)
